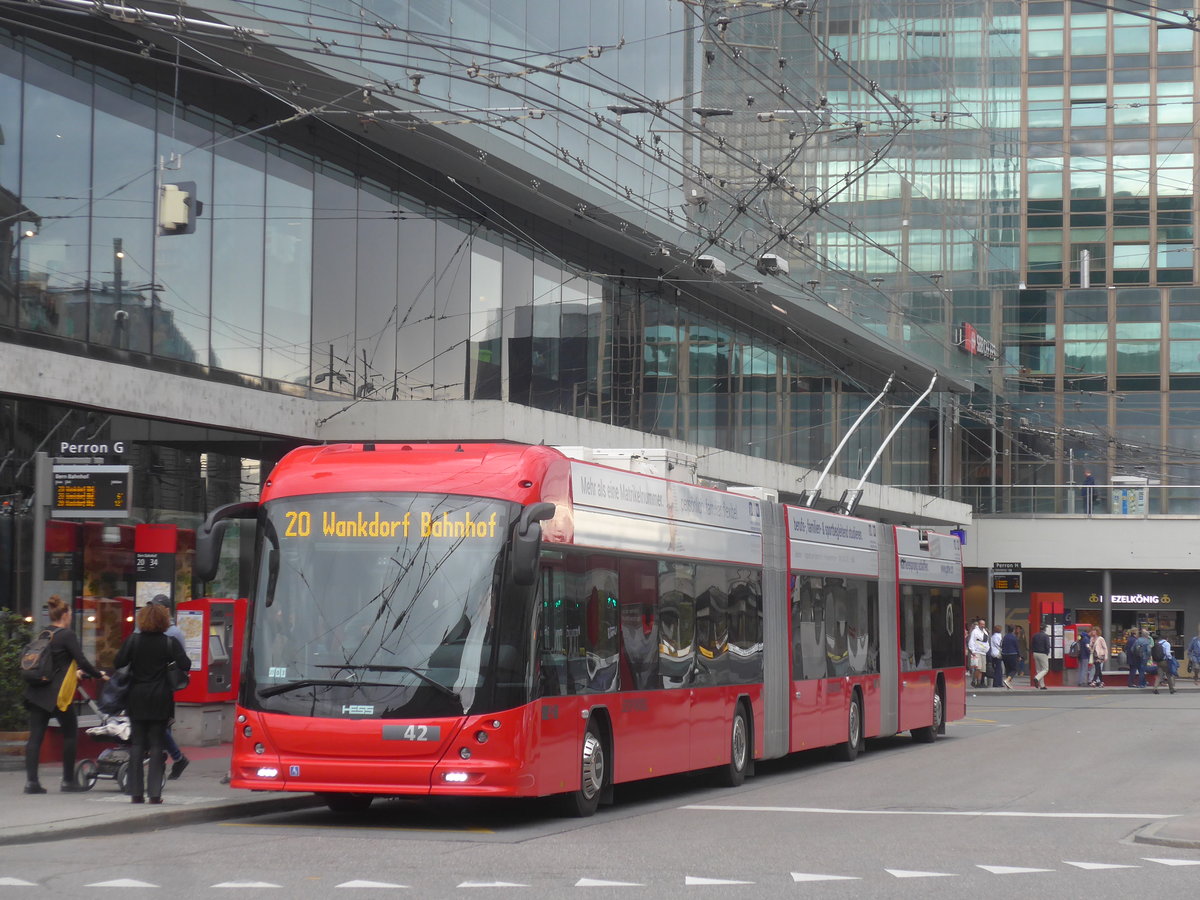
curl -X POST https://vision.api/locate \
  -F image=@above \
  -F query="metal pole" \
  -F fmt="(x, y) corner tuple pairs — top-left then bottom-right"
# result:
(1102, 569), (1112, 669)
(990, 405), (997, 513)
(1068, 448), (1075, 514)
(32, 452), (49, 626)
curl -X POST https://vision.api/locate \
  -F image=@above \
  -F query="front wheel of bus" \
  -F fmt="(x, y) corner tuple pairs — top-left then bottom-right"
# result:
(320, 792), (374, 814)
(561, 721), (605, 818)
(837, 694), (863, 762)
(717, 705), (750, 787)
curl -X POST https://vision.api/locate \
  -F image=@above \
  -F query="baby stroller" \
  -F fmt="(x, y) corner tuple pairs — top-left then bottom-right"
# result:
(72, 683), (141, 793)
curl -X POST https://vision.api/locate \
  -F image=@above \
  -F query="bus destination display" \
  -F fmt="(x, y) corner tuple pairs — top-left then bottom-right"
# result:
(51, 465), (132, 518)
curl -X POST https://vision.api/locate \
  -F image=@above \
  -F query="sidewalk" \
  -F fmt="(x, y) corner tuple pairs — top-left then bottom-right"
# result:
(0, 742), (317, 847)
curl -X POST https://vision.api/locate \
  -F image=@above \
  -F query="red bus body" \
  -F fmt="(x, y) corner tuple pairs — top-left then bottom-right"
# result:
(227, 443), (964, 805)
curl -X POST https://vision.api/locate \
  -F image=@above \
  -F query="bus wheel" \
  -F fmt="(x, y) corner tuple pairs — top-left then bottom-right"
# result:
(320, 792), (374, 813)
(560, 721), (605, 817)
(717, 705), (750, 787)
(912, 688), (944, 743)
(836, 694), (863, 762)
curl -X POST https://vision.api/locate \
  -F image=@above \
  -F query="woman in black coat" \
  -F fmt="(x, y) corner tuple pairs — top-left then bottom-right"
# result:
(23, 595), (107, 794)
(114, 602), (191, 804)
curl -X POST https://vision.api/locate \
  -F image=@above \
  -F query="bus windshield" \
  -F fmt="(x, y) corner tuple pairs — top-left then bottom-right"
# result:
(246, 492), (521, 719)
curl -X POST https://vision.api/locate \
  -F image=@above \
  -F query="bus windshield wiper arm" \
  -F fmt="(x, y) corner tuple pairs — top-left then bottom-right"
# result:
(257, 678), (393, 698)
(313, 664), (462, 706)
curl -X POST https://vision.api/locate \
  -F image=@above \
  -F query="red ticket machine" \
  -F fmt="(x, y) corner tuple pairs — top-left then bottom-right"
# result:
(175, 597), (247, 703)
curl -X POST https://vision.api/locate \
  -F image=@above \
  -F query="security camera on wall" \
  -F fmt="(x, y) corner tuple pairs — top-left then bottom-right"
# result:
(756, 253), (789, 276)
(695, 255), (727, 276)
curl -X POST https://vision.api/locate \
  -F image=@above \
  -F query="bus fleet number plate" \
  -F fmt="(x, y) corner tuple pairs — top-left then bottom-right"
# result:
(382, 724), (442, 742)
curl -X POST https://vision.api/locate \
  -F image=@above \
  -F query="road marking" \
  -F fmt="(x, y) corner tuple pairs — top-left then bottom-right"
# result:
(0, 878), (38, 886)
(886, 869), (956, 878)
(685, 876), (754, 885)
(458, 882), (528, 888)
(85, 880), (158, 888)
(212, 882), (282, 888)
(791, 872), (860, 882)
(1143, 858), (1200, 866)
(575, 878), (643, 887)
(1063, 862), (1141, 870)
(336, 880), (410, 888)
(977, 865), (1054, 874)
(682, 805), (1174, 820)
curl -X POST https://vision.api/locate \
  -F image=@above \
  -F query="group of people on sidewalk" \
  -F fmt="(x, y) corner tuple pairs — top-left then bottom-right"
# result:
(22, 595), (192, 804)
(969, 616), (1200, 693)
(968, 618), (1038, 689)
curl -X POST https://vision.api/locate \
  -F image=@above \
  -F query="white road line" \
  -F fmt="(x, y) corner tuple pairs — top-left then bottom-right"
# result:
(681, 805), (1173, 820)
(212, 882), (282, 888)
(885, 869), (957, 878)
(791, 872), (860, 882)
(685, 876), (754, 885)
(1143, 858), (1200, 866)
(458, 882), (529, 888)
(1063, 862), (1141, 870)
(977, 865), (1054, 874)
(0, 878), (37, 887)
(575, 878), (644, 887)
(85, 880), (158, 888)
(336, 880), (410, 888)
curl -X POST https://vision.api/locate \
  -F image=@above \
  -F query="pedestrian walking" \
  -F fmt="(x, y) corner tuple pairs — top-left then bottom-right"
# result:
(989, 625), (1005, 688)
(1151, 635), (1176, 695)
(1136, 630), (1154, 688)
(150, 597), (190, 780)
(1075, 627), (1092, 686)
(968, 618), (989, 688)
(1089, 627), (1108, 687)
(1125, 629), (1142, 688)
(1187, 629), (1200, 686)
(113, 603), (191, 804)
(1030, 626), (1051, 689)
(1014, 625), (1028, 678)
(1001, 625), (1020, 689)
(22, 595), (109, 794)
(1081, 470), (1096, 514)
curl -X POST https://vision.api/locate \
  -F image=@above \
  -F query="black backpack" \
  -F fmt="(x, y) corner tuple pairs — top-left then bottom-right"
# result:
(19, 629), (56, 685)
(1151, 640), (1166, 663)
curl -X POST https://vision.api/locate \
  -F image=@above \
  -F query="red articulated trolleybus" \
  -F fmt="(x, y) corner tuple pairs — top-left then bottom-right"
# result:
(195, 442), (964, 815)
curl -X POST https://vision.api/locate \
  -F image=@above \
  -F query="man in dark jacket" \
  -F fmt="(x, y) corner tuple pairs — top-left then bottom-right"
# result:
(1000, 625), (1020, 689)
(1030, 627), (1051, 689)
(23, 595), (108, 794)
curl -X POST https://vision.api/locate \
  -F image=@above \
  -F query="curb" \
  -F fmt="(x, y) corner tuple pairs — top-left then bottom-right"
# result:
(1132, 820), (1200, 851)
(0, 793), (323, 847)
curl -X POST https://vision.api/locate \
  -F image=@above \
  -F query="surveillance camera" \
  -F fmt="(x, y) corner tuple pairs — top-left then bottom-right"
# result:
(695, 255), (727, 276)
(756, 253), (789, 276)
(113, 308), (129, 323)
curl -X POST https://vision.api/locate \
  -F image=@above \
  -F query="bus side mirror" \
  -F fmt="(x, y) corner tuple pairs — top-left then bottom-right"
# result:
(511, 502), (556, 587)
(195, 501), (258, 582)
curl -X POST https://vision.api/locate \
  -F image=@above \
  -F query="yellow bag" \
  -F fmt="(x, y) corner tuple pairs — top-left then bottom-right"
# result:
(57, 661), (78, 712)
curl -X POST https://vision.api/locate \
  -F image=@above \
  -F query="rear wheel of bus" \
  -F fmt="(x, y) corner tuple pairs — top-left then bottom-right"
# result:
(836, 691), (863, 762)
(717, 703), (750, 787)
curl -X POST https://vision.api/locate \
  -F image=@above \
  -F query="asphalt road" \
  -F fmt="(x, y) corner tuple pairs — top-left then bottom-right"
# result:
(6, 689), (1199, 898)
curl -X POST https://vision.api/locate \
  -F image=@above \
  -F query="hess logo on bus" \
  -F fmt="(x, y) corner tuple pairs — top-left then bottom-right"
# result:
(342, 705), (374, 715)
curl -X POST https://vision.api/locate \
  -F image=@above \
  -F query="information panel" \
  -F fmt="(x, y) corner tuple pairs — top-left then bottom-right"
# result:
(51, 465), (132, 518)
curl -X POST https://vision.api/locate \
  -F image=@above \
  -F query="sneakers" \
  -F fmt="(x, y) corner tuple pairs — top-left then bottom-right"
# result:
(60, 781), (87, 793)
(23, 781), (46, 795)
(169, 757), (189, 780)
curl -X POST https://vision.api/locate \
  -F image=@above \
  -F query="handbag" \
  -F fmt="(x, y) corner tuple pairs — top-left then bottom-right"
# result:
(99, 666), (132, 714)
(166, 659), (189, 692)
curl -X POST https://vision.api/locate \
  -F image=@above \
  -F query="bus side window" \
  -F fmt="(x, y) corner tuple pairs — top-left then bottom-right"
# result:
(619, 558), (658, 691)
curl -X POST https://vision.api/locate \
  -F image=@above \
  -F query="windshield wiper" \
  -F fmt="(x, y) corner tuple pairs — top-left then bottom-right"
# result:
(313, 664), (463, 707)
(257, 678), (393, 698)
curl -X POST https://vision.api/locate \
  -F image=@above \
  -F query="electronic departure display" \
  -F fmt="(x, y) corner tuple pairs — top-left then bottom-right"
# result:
(51, 465), (132, 518)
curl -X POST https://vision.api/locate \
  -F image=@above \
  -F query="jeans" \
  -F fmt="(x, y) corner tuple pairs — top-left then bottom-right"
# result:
(163, 727), (182, 763)
(1127, 661), (1142, 687)
(25, 704), (77, 784)
(1077, 660), (1091, 685)
(128, 719), (168, 800)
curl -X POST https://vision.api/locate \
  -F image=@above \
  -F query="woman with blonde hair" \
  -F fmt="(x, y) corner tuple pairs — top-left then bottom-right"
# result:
(22, 595), (107, 794)
(113, 602), (191, 804)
